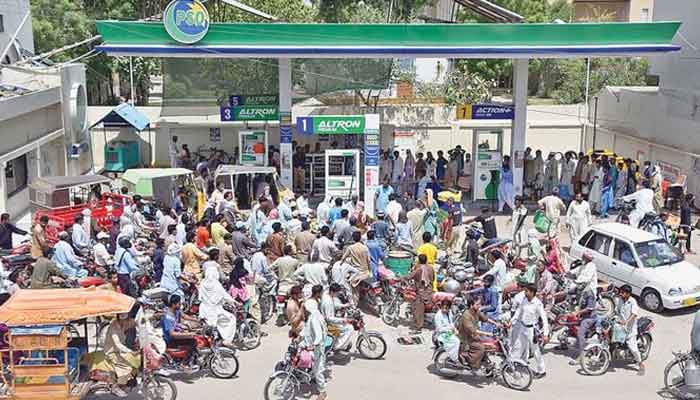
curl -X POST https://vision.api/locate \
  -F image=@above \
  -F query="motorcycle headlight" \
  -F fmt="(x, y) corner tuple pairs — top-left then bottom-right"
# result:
(668, 287), (683, 296)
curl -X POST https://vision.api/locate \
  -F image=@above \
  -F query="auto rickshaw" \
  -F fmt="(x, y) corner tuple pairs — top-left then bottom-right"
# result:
(30, 176), (126, 243)
(121, 168), (199, 211)
(0, 288), (140, 399)
(213, 165), (293, 211)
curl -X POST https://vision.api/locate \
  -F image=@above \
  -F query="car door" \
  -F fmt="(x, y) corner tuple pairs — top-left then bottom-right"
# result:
(609, 239), (642, 292)
(582, 231), (614, 280)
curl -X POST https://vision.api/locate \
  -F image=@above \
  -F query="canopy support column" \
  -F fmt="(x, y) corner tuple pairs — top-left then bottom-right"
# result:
(511, 58), (528, 196)
(278, 58), (293, 189)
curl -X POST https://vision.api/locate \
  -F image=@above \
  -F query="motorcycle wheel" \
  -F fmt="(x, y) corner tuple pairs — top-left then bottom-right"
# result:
(264, 372), (297, 400)
(381, 300), (398, 326)
(240, 319), (262, 351)
(433, 349), (459, 379)
(209, 349), (240, 379)
(142, 375), (178, 400)
(638, 333), (653, 362)
(501, 362), (533, 391)
(580, 345), (611, 376)
(259, 294), (275, 325)
(357, 332), (387, 360)
(664, 357), (687, 393)
(596, 296), (615, 319)
(82, 382), (110, 399)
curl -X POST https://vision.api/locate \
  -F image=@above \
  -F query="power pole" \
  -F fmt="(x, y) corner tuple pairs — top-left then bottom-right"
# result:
(592, 96), (599, 150)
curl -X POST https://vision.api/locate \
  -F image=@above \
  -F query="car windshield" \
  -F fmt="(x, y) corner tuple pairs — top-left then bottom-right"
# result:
(634, 239), (683, 268)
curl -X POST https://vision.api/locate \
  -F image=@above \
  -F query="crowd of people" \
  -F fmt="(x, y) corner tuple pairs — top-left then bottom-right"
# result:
(2, 142), (690, 397)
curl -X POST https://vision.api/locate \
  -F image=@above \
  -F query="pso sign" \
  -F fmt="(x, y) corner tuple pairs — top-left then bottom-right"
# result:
(164, 0), (210, 44)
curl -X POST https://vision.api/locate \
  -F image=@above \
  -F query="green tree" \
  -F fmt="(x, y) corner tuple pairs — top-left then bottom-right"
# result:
(551, 57), (649, 104)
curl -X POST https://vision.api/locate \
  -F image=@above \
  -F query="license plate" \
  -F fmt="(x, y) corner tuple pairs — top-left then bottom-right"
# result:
(683, 297), (700, 306)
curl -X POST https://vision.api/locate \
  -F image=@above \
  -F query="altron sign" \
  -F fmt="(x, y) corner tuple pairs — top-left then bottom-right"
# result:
(164, 0), (210, 44)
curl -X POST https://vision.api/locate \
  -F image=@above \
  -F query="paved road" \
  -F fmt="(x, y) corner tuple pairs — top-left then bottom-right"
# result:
(165, 214), (700, 400)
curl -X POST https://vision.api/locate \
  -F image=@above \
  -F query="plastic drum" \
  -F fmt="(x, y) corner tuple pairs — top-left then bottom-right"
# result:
(385, 251), (414, 277)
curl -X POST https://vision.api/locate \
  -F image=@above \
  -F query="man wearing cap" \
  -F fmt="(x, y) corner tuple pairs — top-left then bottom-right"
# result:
(52, 231), (87, 279)
(616, 284), (645, 375)
(538, 187), (566, 238)
(567, 251), (598, 363)
(72, 214), (90, 255)
(218, 233), (236, 275)
(93, 232), (113, 270)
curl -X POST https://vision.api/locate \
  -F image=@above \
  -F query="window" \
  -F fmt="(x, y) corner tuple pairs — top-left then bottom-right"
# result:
(579, 230), (595, 247)
(5, 154), (28, 197)
(613, 240), (637, 267)
(635, 239), (683, 268)
(585, 232), (612, 256)
(0, 15), (4, 33)
(641, 8), (650, 22)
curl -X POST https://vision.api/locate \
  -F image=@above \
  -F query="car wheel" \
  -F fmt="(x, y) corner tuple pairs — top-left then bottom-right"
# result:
(641, 289), (664, 313)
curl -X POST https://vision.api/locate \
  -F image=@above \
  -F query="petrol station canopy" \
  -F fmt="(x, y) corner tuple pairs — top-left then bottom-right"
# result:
(96, 21), (681, 59)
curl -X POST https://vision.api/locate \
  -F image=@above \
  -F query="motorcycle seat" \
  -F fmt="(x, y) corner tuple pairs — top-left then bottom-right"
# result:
(480, 337), (498, 351)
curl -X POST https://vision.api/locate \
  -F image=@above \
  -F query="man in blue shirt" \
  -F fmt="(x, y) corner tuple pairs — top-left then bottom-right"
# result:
(467, 274), (500, 333)
(328, 197), (344, 225)
(114, 237), (140, 297)
(371, 212), (391, 250)
(366, 230), (385, 280)
(375, 179), (394, 214)
(436, 150), (448, 180)
(162, 295), (197, 351)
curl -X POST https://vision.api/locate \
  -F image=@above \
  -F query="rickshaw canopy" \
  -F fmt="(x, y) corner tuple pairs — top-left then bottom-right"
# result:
(30, 176), (112, 192)
(121, 168), (193, 197)
(214, 165), (277, 179)
(0, 288), (135, 326)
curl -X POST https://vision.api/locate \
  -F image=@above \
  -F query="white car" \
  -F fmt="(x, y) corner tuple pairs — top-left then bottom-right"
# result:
(569, 222), (700, 312)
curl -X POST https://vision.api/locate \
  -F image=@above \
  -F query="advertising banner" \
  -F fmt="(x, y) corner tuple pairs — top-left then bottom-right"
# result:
(221, 105), (279, 122)
(296, 115), (366, 135)
(364, 114), (380, 217)
(229, 94), (279, 107)
(456, 103), (514, 120)
(239, 130), (267, 166)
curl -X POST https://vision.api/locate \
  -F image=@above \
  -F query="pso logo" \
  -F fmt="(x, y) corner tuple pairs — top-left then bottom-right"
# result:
(164, 0), (210, 44)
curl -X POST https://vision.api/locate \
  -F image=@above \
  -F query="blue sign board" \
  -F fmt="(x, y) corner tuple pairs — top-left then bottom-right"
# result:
(364, 131), (380, 167)
(471, 104), (515, 120)
(296, 116), (314, 135)
(280, 126), (293, 144)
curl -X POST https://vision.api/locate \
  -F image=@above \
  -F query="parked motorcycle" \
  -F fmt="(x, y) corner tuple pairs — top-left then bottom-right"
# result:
(381, 280), (456, 328)
(432, 326), (533, 391)
(580, 316), (654, 375)
(163, 324), (240, 379)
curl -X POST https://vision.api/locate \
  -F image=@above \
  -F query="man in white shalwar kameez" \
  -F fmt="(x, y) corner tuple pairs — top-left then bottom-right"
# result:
(622, 181), (656, 228)
(566, 192), (592, 242)
(198, 252), (237, 346)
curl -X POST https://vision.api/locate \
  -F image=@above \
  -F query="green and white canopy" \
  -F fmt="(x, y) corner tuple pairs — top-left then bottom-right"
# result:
(96, 21), (681, 59)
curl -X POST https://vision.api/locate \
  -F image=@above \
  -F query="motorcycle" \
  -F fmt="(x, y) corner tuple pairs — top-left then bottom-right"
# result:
(82, 355), (177, 400)
(332, 306), (387, 360)
(663, 350), (700, 397)
(162, 323), (240, 379)
(580, 316), (654, 375)
(263, 341), (316, 400)
(432, 326), (533, 391)
(356, 276), (393, 316)
(382, 280), (461, 328)
(615, 199), (636, 225)
(258, 280), (278, 325)
(226, 302), (262, 351)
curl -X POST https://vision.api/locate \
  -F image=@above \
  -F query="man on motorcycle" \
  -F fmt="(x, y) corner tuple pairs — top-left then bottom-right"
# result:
(93, 232), (114, 272)
(52, 231), (88, 279)
(342, 231), (371, 288)
(31, 247), (68, 289)
(617, 284), (645, 375)
(434, 299), (460, 362)
(457, 295), (500, 370)
(621, 180), (655, 228)
(72, 214), (90, 255)
(366, 230), (384, 281)
(568, 252), (598, 365)
(401, 254), (435, 332)
(271, 245), (302, 297)
(321, 283), (353, 351)
(467, 274), (500, 333)
(162, 295), (199, 353)
(509, 284), (549, 379)
(102, 312), (140, 397)
(30, 215), (49, 258)
(302, 295), (328, 400)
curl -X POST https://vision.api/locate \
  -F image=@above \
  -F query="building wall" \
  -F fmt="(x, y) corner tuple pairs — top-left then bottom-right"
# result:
(573, 0), (630, 21)
(0, 0), (33, 64)
(629, 0), (653, 21)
